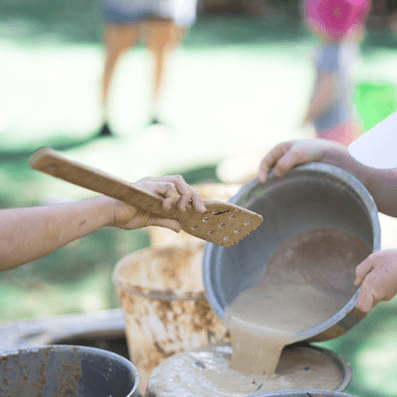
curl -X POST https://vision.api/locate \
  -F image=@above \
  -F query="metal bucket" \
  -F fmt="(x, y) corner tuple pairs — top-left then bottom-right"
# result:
(145, 343), (352, 397)
(0, 344), (139, 397)
(113, 243), (229, 395)
(203, 163), (381, 342)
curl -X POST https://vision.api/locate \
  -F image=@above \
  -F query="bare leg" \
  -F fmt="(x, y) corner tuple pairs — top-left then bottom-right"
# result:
(144, 20), (185, 122)
(368, 0), (388, 28)
(101, 24), (140, 126)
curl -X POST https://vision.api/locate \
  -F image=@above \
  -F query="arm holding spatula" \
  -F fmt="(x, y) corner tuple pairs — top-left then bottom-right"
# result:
(257, 111), (397, 313)
(0, 175), (206, 272)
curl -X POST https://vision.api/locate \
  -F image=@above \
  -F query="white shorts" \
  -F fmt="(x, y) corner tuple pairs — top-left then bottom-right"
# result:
(104, 0), (198, 28)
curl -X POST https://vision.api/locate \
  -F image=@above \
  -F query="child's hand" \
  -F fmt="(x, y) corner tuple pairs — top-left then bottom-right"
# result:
(135, 175), (206, 212)
(258, 139), (339, 183)
(354, 250), (397, 312)
(110, 175), (206, 231)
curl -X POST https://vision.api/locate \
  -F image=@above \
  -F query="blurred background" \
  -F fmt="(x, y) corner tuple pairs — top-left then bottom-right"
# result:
(1, 0), (397, 395)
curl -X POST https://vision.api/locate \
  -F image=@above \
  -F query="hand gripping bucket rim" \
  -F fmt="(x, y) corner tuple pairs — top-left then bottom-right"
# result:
(203, 162), (381, 342)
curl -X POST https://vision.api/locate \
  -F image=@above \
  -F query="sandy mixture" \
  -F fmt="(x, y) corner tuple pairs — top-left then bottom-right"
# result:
(226, 227), (371, 377)
(147, 343), (344, 396)
(147, 227), (371, 396)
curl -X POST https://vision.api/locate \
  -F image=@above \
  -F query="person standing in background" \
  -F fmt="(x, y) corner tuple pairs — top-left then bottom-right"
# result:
(99, 0), (198, 137)
(301, 0), (371, 146)
(387, 0), (397, 32)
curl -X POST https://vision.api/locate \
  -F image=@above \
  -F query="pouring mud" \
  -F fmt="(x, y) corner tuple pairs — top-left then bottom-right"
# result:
(225, 227), (371, 378)
(147, 343), (348, 396)
(225, 283), (349, 376)
(147, 227), (371, 396)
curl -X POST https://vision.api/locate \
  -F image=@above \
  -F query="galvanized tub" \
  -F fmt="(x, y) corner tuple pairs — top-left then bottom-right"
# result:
(145, 343), (352, 396)
(113, 243), (229, 395)
(203, 163), (381, 342)
(0, 344), (139, 397)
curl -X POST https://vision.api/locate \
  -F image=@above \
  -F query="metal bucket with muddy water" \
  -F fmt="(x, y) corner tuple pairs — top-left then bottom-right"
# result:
(146, 343), (353, 396)
(146, 163), (380, 396)
(0, 345), (139, 397)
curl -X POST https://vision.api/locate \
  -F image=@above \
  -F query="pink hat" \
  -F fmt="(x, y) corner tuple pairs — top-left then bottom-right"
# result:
(305, 0), (370, 39)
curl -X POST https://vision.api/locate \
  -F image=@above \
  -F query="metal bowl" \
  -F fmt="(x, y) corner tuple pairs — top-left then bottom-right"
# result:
(145, 342), (352, 396)
(203, 162), (381, 342)
(0, 344), (139, 397)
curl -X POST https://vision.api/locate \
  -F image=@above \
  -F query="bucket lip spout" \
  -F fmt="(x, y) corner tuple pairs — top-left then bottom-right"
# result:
(203, 162), (381, 340)
(0, 344), (140, 397)
(114, 283), (206, 300)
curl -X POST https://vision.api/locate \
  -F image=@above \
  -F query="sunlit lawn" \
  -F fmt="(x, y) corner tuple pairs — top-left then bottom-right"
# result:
(1, 14), (397, 396)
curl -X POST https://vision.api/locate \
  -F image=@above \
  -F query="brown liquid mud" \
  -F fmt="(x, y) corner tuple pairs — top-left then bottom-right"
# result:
(147, 343), (346, 396)
(226, 228), (371, 377)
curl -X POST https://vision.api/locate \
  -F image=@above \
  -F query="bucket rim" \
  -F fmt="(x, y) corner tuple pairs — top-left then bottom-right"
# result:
(211, 342), (352, 393)
(114, 283), (206, 300)
(247, 390), (356, 396)
(112, 243), (205, 299)
(148, 343), (352, 396)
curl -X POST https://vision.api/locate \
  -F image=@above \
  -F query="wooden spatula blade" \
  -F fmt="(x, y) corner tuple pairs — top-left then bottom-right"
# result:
(178, 201), (262, 247)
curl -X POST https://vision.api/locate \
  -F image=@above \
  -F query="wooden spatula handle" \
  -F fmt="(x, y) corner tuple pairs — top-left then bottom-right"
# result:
(30, 147), (179, 219)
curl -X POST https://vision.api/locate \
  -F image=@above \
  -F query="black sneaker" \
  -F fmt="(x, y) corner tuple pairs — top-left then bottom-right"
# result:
(98, 123), (113, 137)
(148, 116), (162, 126)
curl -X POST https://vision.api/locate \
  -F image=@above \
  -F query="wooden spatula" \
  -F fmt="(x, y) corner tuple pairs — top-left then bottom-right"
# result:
(30, 148), (263, 247)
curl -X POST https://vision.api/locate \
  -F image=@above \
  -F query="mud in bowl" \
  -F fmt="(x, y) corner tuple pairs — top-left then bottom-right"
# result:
(145, 343), (352, 396)
(203, 163), (381, 343)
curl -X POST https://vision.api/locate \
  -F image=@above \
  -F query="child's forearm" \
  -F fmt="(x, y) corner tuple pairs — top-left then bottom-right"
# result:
(323, 145), (397, 217)
(0, 196), (114, 271)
